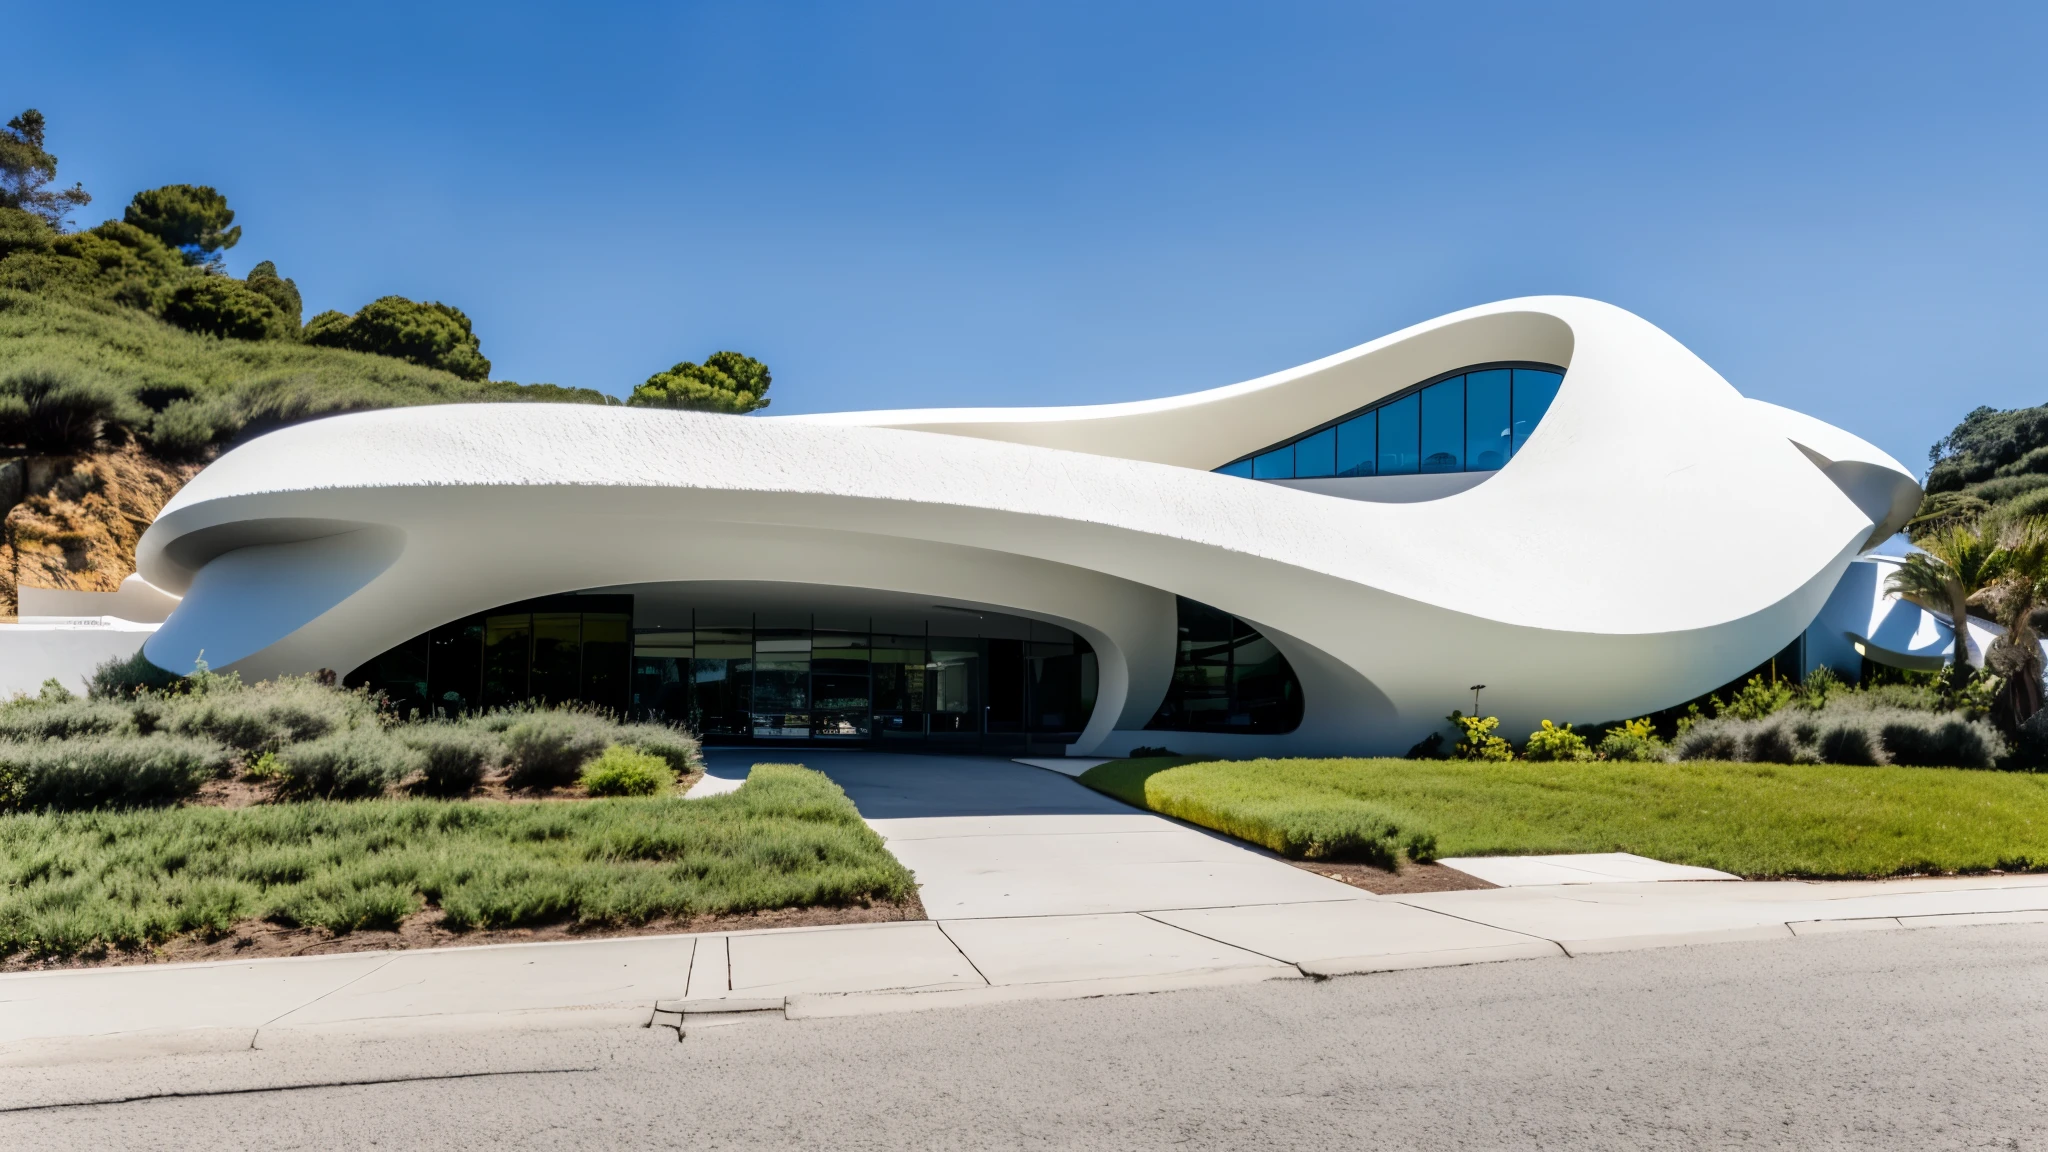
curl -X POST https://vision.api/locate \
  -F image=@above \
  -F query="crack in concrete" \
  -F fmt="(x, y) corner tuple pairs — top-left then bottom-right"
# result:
(0, 1066), (600, 1113)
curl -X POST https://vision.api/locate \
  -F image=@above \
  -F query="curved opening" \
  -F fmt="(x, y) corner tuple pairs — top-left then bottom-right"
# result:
(344, 582), (1103, 754)
(1214, 362), (1565, 488)
(1142, 597), (1303, 735)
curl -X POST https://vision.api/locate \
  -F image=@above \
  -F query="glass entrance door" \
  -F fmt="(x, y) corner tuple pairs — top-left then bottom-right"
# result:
(751, 632), (811, 737)
(811, 631), (871, 738)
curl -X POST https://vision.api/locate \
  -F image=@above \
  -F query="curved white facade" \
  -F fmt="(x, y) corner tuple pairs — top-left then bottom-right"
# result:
(134, 297), (1920, 755)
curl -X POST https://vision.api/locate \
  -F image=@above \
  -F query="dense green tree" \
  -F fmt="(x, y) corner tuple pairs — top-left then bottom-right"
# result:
(159, 276), (292, 342)
(0, 206), (54, 260)
(628, 351), (771, 414)
(244, 260), (302, 330)
(124, 184), (241, 266)
(302, 296), (491, 381)
(0, 110), (92, 231)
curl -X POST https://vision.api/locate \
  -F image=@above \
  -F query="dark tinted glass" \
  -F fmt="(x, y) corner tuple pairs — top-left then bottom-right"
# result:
(1465, 369), (1511, 471)
(426, 620), (482, 717)
(1512, 369), (1563, 455)
(1252, 445), (1295, 480)
(580, 614), (630, 715)
(751, 633), (810, 737)
(1293, 427), (1336, 477)
(1378, 393), (1420, 475)
(1146, 598), (1303, 733)
(1215, 363), (1563, 479)
(1335, 411), (1376, 477)
(1419, 376), (1464, 473)
(482, 614), (531, 708)
(530, 613), (580, 704)
(812, 631), (871, 738)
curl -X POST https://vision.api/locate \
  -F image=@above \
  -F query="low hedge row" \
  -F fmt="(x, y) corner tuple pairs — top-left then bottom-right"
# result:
(0, 674), (702, 811)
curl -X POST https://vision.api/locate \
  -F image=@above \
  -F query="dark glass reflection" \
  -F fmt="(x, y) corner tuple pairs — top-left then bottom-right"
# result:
(1512, 368), (1563, 456)
(1336, 410), (1376, 477)
(1146, 598), (1304, 734)
(1252, 445), (1294, 480)
(1419, 377), (1464, 473)
(1465, 369), (1511, 471)
(348, 595), (635, 718)
(1378, 393), (1420, 475)
(1293, 427), (1336, 478)
(1216, 362), (1566, 481)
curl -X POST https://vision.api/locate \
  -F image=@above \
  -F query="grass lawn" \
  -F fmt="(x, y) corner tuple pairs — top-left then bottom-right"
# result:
(0, 763), (914, 962)
(1080, 757), (2048, 878)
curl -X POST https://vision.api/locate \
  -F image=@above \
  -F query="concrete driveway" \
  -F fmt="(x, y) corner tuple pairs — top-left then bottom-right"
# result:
(697, 751), (1357, 918)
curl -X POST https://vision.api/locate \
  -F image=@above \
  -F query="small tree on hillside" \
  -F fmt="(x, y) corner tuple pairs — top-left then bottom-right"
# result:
(629, 351), (771, 414)
(124, 184), (241, 267)
(0, 109), (92, 231)
(303, 296), (492, 381)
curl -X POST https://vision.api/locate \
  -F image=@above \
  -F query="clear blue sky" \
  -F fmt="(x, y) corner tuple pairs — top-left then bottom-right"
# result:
(13, 2), (2046, 472)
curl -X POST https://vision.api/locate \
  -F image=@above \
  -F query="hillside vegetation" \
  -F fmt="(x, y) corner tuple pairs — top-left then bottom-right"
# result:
(0, 107), (768, 616)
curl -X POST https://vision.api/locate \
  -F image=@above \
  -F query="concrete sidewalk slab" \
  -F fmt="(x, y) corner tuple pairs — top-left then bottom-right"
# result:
(1396, 884), (1803, 954)
(869, 813), (1170, 840)
(1438, 853), (1740, 886)
(938, 912), (1290, 985)
(1012, 757), (1110, 777)
(1147, 898), (1565, 974)
(904, 852), (1358, 918)
(0, 952), (392, 1052)
(724, 921), (984, 999)
(262, 935), (698, 1029)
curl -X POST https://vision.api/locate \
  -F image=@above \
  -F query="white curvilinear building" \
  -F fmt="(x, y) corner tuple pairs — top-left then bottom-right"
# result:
(109, 296), (1925, 757)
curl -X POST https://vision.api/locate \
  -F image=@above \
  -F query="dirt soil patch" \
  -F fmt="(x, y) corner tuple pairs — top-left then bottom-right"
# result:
(3, 892), (927, 973)
(1290, 859), (1498, 894)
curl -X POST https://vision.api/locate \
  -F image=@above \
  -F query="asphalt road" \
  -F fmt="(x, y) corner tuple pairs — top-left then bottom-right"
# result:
(9, 923), (2047, 1150)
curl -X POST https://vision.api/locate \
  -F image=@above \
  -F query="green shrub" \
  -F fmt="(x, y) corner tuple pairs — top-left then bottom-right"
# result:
(0, 696), (136, 740)
(0, 734), (232, 811)
(612, 722), (702, 777)
(1676, 707), (2005, 768)
(1523, 720), (1593, 762)
(1448, 711), (1513, 761)
(1721, 674), (1795, 721)
(1597, 718), (1668, 762)
(276, 729), (422, 799)
(88, 648), (184, 699)
(502, 711), (611, 790)
(0, 361), (139, 454)
(162, 675), (371, 754)
(394, 722), (499, 796)
(158, 276), (289, 341)
(580, 746), (676, 797)
(145, 398), (219, 459)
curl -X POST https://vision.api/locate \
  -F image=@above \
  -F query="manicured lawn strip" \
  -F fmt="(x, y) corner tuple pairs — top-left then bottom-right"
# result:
(0, 763), (914, 961)
(1080, 757), (2048, 878)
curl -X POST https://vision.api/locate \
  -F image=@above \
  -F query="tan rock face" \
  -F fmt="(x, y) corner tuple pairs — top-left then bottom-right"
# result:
(0, 444), (201, 618)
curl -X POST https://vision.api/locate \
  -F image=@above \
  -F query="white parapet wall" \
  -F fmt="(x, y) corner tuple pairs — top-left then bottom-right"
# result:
(0, 617), (160, 698)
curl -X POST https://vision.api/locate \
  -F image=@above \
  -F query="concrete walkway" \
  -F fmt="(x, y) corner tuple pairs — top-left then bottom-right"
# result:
(7, 754), (2048, 1067)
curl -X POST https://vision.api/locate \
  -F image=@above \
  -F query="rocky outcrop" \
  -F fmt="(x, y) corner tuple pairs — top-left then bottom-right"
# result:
(1, 445), (200, 619)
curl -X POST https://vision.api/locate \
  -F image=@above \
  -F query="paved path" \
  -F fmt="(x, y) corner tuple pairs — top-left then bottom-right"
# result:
(10, 925), (2047, 1148)
(7, 753), (2048, 1070)
(702, 751), (1356, 917)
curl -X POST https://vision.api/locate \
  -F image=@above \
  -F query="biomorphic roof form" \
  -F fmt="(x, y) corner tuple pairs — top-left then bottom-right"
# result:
(138, 297), (1920, 755)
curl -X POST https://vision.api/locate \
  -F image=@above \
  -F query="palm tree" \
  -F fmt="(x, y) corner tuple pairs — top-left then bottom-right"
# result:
(1887, 523), (2001, 690)
(1984, 519), (2048, 727)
